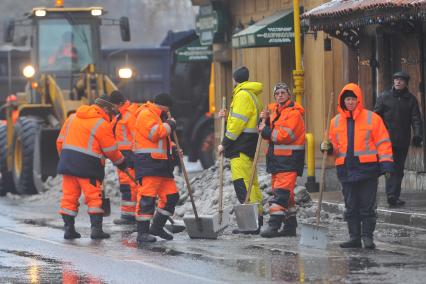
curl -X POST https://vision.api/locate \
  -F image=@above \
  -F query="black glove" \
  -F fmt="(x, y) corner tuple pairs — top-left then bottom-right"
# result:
(261, 125), (272, 139)
(166, 119), (176, 131)
(412, 135), (423, 147)
(116, 159), (127, 171)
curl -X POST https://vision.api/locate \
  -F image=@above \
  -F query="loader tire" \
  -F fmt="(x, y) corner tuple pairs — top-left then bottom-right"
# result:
(0, 123), (16, 196)
(11, 117), (41, 195)
(198, 127), (215, 169)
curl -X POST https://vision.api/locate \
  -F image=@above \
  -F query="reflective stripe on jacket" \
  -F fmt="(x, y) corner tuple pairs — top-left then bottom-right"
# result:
(265, 101), (305, 175)
(56, 105), (124, 180)
(222, 81), (263, 158)
(133, 102), (174, 178)
(329, 83), (393, 182)
(113, 101), (138, 151)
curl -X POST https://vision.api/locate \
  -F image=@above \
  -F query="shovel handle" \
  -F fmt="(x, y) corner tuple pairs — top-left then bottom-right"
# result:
(167, 112), (202, 230)
(244, 118), (265, 204)
(316, 92), (335, 225)
(218, 96), (226, 224)
(122, 169), (139, 186)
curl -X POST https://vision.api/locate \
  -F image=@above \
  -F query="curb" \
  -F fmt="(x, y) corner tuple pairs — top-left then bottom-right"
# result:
(319, 201), (426, 230)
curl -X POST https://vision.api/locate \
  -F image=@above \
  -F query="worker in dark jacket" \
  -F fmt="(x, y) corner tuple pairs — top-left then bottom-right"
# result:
(374, 71), (423, 207)
(322, 83), (393, 249)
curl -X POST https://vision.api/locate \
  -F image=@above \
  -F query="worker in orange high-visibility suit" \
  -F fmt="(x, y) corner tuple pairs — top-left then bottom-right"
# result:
(57, 94), (127, 240)
(321, 83), (393, 249)
(258, 83), (305, 238)
(5, 95), (19, 124)
(133, 93), (180, 243)
(109, 90), (139, 225)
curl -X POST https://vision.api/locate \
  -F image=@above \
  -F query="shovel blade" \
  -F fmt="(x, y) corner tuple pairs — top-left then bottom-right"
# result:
(164, 219), (186, 234)
(234, 203), (259, 231)
(183, 212), (230, 239)
(299, 223), (328, 249)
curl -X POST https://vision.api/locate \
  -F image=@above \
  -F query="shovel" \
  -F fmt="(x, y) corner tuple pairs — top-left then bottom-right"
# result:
(218, 96), (227, 226)
(233, 120), (264, 232)
(121, 168), (186, 233)
(300, 92), (334, 249)
(167, 112), (228, 239)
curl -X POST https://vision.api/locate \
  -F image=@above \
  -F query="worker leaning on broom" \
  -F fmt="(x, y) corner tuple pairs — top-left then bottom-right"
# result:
(218, 66), (264, 235)
(258, 83), (305, 238)
(320, 83), (393, 249)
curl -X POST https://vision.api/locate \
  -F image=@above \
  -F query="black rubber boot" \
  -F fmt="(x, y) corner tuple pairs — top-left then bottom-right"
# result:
(232, 215), (263, 235)
(90, 214), (110, 239)
(137, 221), (156, 243)
(340, 219), (362, 248)
(150, 212), (173, 240)
(260, 215), (283, 238)
(362, 217), (376, 249)
(279, 215), (297, 237)
(113, 215), (136, 225)
(62, 215), (81, 240)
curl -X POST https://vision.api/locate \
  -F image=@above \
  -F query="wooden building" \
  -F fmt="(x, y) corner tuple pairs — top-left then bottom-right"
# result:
(190, 0), (426, 191)
(303, 0), (426, 191)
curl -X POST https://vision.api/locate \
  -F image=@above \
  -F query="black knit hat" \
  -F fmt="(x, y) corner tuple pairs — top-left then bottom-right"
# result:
(95, 94), (116, 108)
(393, 71), (410, 82)
(109, 90), (126, 104)
(233, 66), (249, 83)
(154, 93), (173, 107)
(340, 90), (357, 109)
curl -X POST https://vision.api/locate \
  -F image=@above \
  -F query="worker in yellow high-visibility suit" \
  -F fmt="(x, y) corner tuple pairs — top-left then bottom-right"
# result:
(218, 66), (264, 234)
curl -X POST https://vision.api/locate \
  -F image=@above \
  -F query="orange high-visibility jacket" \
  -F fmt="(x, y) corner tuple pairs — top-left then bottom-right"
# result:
(57, 104), (124, 180)
(133, 102), (174, 178)
(264, 100), (305, 175)
(329, 83), (393, 167)
(113, 101), (138, 151)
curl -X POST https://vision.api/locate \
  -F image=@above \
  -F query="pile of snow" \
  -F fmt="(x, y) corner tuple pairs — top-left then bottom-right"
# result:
(174, 160), (313, 219)
(17, 158), (338, 225)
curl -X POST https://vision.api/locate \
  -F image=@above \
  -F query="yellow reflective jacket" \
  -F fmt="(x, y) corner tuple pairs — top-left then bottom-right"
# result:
(222, 81), (263, 158)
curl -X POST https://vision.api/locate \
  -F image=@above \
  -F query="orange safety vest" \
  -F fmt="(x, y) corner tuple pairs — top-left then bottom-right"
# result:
(57, 105), (124, 180)
(133, 102), (172, 160)
(329, 83), (393, 166)
(113, 101), (138, 151)
(268, 100), (305, 157)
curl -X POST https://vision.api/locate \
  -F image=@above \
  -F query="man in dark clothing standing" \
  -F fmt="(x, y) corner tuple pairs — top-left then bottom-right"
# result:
(374, 71), (423, 207)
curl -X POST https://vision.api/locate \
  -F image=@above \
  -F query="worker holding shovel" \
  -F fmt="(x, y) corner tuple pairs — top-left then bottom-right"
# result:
(321, 83), (393, 249)
(258, 83), (305, 238)
(218, 66), (264, 234)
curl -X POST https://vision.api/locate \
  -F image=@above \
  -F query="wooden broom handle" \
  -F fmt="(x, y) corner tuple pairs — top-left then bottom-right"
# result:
(316, 92), (335, 225)
(218, 97), (226, 223)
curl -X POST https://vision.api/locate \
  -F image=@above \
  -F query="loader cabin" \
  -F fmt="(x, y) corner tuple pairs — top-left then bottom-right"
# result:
(3, 5), (131, 90)
(28, 7), (103, 89)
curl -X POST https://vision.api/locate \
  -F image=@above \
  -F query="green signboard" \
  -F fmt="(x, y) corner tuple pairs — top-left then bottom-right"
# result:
(195, 3), (226, 46)
(176, 39), (212, 62)
(232, 10), (295, 48)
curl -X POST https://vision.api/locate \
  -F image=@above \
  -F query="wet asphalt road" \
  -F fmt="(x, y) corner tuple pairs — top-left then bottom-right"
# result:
(1, 197), (426, 283)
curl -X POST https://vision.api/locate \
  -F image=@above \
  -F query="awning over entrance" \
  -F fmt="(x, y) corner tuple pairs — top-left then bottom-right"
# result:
(302, 0), (426, 31)
(232, 10), (294, 48)
(175, 38), (212, 62)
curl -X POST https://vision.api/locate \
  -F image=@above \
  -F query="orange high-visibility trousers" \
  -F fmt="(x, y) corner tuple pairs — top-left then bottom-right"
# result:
(136, 176), (179, 221)
(59, 175), (104, 216)
(117, 168), (137, 218)
(269, 172), (297, 215)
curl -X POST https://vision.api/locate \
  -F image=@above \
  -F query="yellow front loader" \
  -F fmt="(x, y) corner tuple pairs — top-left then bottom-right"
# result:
(0, 2), (131, 195)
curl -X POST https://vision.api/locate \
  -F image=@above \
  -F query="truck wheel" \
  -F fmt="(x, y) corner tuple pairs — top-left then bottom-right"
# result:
(11, 117), (40, 194)
(0, 123), (16, 195)
(198, 128), (215, 169)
